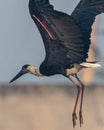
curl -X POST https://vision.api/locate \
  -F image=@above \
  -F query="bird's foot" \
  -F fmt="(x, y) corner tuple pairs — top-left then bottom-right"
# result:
(72, 113), (77, 128)
(79, 111), (83, 127)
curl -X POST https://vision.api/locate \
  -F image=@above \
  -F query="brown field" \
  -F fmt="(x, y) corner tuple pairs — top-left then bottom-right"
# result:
(0, 84), (104, 130)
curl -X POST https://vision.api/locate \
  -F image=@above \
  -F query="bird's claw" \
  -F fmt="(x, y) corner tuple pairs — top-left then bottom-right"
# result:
(79, 111), (83, 127)
(72, 113), (77, 128)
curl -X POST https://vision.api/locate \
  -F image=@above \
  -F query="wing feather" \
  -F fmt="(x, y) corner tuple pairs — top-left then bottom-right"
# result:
(38, 10), (87, 63)
(29, 0), (104, 67)
(29, 0), (87, 65)
(71, 0), (104, 56)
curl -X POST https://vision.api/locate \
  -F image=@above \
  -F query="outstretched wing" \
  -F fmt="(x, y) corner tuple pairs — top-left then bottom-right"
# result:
(29, 0), (86, 66)
(40, 11), (86, 63)
(28, 0), (104, 67)
(71, 0), (104, 56)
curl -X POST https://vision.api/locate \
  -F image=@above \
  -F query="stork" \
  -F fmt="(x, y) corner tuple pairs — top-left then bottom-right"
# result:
(10, 0), (104, 127)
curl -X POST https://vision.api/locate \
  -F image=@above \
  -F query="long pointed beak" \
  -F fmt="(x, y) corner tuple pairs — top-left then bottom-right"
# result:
(9, 70), (27, 83)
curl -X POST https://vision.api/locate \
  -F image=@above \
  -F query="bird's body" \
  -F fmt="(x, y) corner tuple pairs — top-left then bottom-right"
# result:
(29, 1), (86, 76)
(10, 0), (104, 127)
(28, 0), (103, 76)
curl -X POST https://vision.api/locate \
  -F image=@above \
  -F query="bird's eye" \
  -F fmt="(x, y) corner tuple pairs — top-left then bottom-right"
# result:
(70, 64), (74, 68)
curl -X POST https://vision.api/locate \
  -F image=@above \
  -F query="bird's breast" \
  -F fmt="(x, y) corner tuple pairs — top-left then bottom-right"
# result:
(39, 62), (66, 76)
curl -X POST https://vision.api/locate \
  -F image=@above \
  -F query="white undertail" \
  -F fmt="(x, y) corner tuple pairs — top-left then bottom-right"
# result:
(80, 62), (101, 68)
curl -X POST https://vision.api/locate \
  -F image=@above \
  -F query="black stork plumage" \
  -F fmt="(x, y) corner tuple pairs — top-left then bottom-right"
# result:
(10, 0), (104, 127)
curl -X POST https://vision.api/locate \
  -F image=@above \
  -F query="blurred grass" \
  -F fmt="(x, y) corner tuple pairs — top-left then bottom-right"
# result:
(0, 84), (104, 130)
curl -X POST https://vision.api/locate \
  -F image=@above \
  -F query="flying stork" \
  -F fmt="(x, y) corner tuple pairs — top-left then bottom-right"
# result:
(10, 0), (104, 127)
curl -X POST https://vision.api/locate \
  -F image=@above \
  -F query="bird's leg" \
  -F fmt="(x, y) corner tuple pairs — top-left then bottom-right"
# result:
(74, 74), (85, 127)
(69, 76), (81, 128)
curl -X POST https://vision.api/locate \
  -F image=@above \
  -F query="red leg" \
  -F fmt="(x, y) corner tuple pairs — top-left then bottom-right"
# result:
(69, 76), (81, 128)
(74, 74), (85, 127)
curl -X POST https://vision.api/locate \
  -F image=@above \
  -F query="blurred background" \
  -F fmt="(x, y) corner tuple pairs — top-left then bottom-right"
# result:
(0, 85), (104, 130)
(0, 0), (104, 130)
